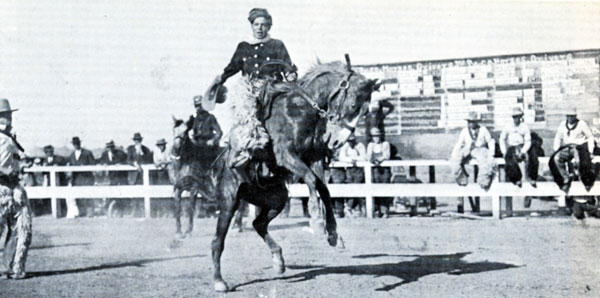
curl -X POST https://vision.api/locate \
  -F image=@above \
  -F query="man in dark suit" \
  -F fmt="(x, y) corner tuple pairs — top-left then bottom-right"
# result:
(67, 136), (96, 217)
(98, 140), (128, 185)
(126, 132), (153, 185)
(42, 145), (67, 186)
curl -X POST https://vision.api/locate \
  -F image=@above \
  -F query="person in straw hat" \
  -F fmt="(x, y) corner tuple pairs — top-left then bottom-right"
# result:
(549, 106), (595, 194)
(211, 8), (298, 169)
(338, 133), (366, 217)
(499, 106), (538, 188)
(366, 127), (392, 218)
(449, 111), (497, 191)
(0, 98), (32, 279)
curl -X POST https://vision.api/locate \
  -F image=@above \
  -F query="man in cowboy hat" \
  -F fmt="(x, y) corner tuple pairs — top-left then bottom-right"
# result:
(190, 95), (222, 148)
(499, 106), (538, 187)
(126, 132), (153, 185)
(67, 136), (96, 217)
(550, 106), (596, 193)
(0, 98), (32, 279)
(367, 127), (393, 218)
(99, 140), (128, 185)
(449, 111), (497, 190)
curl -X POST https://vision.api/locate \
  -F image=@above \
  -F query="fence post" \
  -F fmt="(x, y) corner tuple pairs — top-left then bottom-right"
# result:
(143, 167), (151, 219)
(364, 163), (373, 218)
(49, 169), (60, 218)
(492, 195), (501, 219)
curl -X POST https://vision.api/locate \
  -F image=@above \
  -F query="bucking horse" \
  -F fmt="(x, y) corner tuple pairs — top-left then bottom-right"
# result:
(209, 57), (380, 292)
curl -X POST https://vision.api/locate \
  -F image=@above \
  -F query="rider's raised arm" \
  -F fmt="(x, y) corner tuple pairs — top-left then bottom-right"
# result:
(220, 42), (245, 84)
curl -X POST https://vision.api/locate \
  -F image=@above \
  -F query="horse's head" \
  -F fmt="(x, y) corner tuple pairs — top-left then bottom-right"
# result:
(171, 116), (193, 157)
(303, 62), (381, 149)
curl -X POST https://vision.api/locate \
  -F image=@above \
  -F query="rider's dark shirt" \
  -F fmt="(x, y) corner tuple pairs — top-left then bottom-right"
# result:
(194, 110), (223, 144)
(221, 38), (292, 82)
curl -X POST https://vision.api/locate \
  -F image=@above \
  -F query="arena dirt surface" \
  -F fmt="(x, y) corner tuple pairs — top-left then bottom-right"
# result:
(2, 208), (600, 297)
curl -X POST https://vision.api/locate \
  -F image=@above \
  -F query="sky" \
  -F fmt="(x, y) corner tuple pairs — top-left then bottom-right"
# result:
(1, 0), (599, 153)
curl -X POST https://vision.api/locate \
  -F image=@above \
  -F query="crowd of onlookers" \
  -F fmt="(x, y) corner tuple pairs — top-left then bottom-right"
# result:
(21, 133), (172, 217)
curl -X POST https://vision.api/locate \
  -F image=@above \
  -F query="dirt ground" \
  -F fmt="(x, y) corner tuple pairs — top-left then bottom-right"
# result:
(2, 199), (600, 298)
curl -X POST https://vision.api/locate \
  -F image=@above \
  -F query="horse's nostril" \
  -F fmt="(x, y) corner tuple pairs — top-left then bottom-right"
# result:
(332, 140), (339, 148)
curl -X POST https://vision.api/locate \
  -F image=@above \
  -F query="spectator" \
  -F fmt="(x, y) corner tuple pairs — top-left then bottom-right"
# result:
(98, 140), (128, 185)
(338, 134), (366, 217)
(67, 136), (96, 218)
(366, 127), (392, 218)
(42, 145), (67, 186)
(126, 132), (153, 185)
(449, 111), (497, 191)
(19, 157), (36, 187)
(365, 98), (394, 141)
(499, 107), (538, 187)
(152, 138), (171, 185)
(549, 107), (595, 193)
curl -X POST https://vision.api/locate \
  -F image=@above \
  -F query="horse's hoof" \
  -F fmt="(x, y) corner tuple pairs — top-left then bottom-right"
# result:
(272, 253), (285, 274)
(327, 233), (338, 247)
(175, 232), (184, 240)
(214, 280), (229, 292)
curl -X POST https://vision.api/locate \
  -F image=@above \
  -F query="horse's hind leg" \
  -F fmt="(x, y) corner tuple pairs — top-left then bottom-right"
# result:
(212, 190), (240, 292)
(184, 192), (197, 237)
(251, 185), (287, 274)
(173, 188), (183, 238)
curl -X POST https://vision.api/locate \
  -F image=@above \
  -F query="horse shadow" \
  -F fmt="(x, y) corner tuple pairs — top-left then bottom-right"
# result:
(26, 254), (205, 278)
(233, 252), (520, 292)
(0, 242), (92, 253)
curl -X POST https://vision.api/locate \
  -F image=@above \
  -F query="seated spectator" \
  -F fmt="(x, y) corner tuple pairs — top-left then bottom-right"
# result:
(499, 107), (538, 187)
(367, 127), (392, 218)
(98, 140), (128, 185)
(549, 107), (595, 193)
(449, 111), (497, 190)
(126, 132), (153, 185)
(67, 136), (96, 218)
(338, 134), (366, 217)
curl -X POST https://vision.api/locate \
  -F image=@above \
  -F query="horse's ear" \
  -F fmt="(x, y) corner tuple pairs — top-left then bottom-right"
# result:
(363, 79), (381, 93)
(371, 79), (382, 92)
(172, 115), (177, 123)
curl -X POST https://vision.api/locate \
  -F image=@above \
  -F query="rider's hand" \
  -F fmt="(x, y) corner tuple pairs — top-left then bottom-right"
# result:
(285, 71), (298, 82)
(206, 139), (214, 146)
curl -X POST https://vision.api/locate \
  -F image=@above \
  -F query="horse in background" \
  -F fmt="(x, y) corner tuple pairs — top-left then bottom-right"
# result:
(210, 59), (380, 292)
(169, 117), (219, 238)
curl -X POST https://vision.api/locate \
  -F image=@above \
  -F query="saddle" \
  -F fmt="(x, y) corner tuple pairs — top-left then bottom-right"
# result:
(258, 80), (314, 122)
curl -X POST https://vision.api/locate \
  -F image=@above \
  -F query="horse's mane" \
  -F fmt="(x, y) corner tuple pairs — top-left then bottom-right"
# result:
(299, 61), (347, 87)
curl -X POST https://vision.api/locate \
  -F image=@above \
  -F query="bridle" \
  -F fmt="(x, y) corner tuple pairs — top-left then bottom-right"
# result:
(259, 55), (363, 132)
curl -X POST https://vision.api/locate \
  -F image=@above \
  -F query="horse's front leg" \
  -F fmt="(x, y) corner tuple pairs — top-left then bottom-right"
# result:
(310, 161), (338, 247)
(278, 149), (338, 247)
(212, 185), (240, 292)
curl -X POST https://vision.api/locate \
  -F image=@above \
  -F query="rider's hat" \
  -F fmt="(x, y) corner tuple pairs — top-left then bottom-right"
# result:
(202, 75), (228, 111)
(0, 98), (18, 113)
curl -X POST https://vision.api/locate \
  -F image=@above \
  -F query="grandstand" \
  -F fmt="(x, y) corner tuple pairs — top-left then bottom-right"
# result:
(356, 49), (600, 158)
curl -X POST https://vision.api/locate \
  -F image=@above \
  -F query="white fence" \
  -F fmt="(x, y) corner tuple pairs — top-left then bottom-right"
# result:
(24, 156), (600, 220)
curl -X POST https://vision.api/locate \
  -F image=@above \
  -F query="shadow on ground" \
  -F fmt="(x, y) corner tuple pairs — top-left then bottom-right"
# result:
(27, 254), (205, 278)
(234, 252), (520, 291)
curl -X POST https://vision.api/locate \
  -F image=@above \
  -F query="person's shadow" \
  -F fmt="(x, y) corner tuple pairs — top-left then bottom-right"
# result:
(234, 252), (520, 291)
